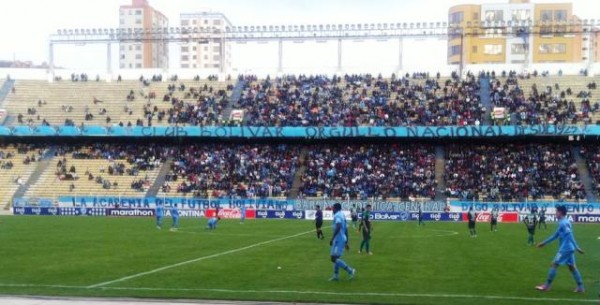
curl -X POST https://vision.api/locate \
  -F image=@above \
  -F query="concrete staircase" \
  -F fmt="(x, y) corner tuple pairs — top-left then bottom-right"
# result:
(434, 146), (447, 201)
(10, 147), (57, 204)
(145, 157), (174, 198)
(0, 79), (15, 104)
(571, 146), (597, 202)
(479, 76), (492, 125)
(287, 148), (308, 199)
(222, 79), (247, 123)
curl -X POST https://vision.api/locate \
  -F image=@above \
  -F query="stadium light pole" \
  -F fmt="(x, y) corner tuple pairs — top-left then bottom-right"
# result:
(278, 38), (283, 73)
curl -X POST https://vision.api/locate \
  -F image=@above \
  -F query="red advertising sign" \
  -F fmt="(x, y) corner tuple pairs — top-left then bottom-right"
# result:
(205, 208), (255, 219)
(461, 212), (518, 223)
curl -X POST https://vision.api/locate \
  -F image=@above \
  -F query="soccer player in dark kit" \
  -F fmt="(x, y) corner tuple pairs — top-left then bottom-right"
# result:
(315, 204), (324, 240)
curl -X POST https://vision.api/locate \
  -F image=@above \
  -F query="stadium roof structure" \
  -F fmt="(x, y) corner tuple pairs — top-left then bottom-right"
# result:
(48, 19), (600, 76)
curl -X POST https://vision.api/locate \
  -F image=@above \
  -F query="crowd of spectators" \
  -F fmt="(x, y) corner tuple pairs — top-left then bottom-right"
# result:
(580, 146), (600, 197)
(53, 144), (167, 191)
(235, 73), (484, 126)
(166, 144), (300, 198)
(158, 82), (231, 126)
(300, 144), (436, 200)
(490, 71), (599, 125)
(444, 144), (585, 201)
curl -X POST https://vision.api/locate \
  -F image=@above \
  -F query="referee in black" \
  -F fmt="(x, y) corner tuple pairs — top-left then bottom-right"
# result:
(315, 205), (324, 240)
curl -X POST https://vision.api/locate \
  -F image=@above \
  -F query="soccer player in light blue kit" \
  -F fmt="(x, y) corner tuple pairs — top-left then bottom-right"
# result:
(206, 216), (220, 230)
(328, 202), (356, 281)
(240, 204), (246, 224)
(169, 203), (179, 231)
(535, 205), (585, 293)
(155, 202), (164, 229)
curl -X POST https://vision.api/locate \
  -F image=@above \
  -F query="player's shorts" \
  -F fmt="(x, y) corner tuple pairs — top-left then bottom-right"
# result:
(361, 229), (371, 240)
(552, 251), (575, 266)
(351, 215), (358, 222)
(330, 240), (346, 257)
(468, 221), (476, 229)
(491, 219), (497, 225)
(315, 220), (323, 229)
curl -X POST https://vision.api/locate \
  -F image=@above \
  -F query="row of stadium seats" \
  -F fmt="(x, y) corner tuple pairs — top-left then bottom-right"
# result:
(4, 74), (598, 128)
(4, 79), (233, 127)
(1, 143), (599, 208)
(491, 74), (600, 125)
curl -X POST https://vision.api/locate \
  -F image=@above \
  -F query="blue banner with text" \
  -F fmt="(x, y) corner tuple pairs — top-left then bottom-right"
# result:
(1, 125), (598, 138)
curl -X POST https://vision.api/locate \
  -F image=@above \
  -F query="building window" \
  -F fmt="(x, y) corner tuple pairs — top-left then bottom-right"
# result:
(213, 64), (220, 68)
(181, 64), (189, 68)
(204, 46), (209, 51)
(181, 20), (189, 26)
(214, 20), (221, 25)
(511, 44), (526, 54)
(135, 10), (142, 15)
(213, 55), (220, 61)
(204, 55), (208, 60)
(473, 13), (479, 20)
(213, 46), (220, 52)
(484, 44), (503, 55)
(485, 10), (503, 22)
(135, 54), (142, 59)
(192, 55), (197, 59)
(120, 54), (126, 59)
(181, 46), (189, 52)
(539, 43), (566, 54)
(181, 55), (189, 61)
(204, 64), (210, 68)
(135, 45), (141, 51)
(136, 63), (142, 68)
(449, 45), (461, 56)
(554, 10), (567, 21)
(120, 18), (125, 25)
(483, 28), (504, 38)
(120, 45), (125, 51)
(541, 10), (552, 21)
(449, 12), (463, 24)
(129, 45), (133, 51)
(136, 19), (142, 24)
(193, 64), (197, 68)
(472, 46), (478, 53)
(204, 20), (208, 24)
(511, 10), (530, 21)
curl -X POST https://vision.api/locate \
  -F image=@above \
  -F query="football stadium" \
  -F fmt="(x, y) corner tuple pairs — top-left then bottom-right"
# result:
(0, 0), (599, 304)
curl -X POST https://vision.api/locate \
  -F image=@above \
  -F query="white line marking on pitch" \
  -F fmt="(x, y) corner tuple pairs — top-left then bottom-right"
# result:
(0, 283), (594, 303)
(86, 230), (313, 288)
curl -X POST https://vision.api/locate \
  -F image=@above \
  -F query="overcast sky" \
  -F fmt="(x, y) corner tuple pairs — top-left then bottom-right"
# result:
(0, 0), (596, 71)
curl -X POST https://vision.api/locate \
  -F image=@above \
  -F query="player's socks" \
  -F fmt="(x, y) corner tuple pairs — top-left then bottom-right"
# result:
(571, 269), (583, 288)
(365, 241), (370, 253)
(545, 267), (557, 286)
(335, 259), (351, 273)
(360, 240), (365, 252)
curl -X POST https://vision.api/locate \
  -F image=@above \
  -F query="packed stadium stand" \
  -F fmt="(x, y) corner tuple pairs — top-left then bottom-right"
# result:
(300, 144), (436, 200)
(235, 73), (484, 126)
(1, 72), (600, 208)
(444, 144), (586, 202)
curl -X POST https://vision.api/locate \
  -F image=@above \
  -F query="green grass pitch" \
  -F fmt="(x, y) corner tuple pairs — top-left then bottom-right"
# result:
(0, 216), (597, 304)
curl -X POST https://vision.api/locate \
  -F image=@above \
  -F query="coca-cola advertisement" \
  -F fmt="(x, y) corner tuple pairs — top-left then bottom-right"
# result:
(461, 212), (518, 223)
